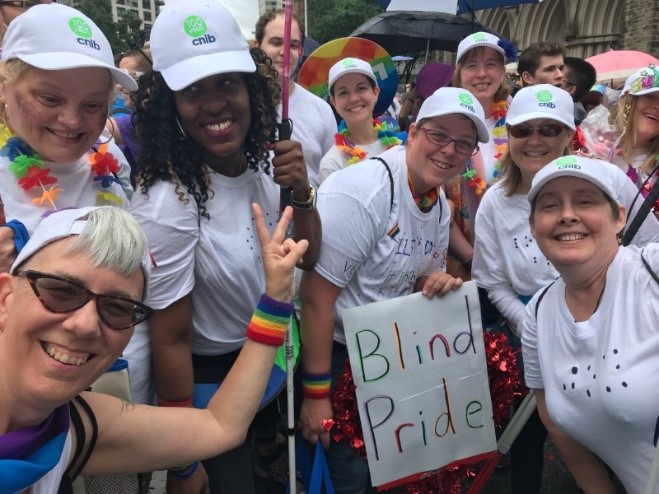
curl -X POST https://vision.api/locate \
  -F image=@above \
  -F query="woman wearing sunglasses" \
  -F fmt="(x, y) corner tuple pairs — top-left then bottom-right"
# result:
(0, 204), (307, 494)
(472, 84), (659, 493)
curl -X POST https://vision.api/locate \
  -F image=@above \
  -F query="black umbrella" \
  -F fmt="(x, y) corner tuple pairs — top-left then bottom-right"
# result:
(350, 11), (499, 57)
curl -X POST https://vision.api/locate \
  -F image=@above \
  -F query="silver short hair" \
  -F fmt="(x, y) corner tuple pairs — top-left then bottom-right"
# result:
(64, 208), (147, 278)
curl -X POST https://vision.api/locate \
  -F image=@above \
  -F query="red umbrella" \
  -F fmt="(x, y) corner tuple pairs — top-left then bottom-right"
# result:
(586, 50), (659, 82)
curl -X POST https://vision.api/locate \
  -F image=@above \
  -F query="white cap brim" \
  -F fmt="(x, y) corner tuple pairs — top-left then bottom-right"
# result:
(417, 108), (489, 143)
(329, 68), (378, 92)
(160, 51), (256, 91)
(18, 52), (138, 92)
(506, 111), (576, 130)
(457, 42), (504, 63)
(625, 86), (659, 96)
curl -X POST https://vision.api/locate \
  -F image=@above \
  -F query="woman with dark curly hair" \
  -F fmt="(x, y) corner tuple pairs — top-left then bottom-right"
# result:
(127, 1), (321, 493)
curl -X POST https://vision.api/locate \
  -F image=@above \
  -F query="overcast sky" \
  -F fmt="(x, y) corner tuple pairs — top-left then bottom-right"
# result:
(163, 0), (260, 41)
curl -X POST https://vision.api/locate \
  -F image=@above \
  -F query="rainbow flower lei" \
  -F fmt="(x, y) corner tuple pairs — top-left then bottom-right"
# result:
(0, 133), (123, 211)
(335, 118), (407, 165)
(462, 100), (509, 197)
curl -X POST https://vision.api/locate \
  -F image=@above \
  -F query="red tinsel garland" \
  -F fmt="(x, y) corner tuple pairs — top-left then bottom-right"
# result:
(330, 331), (524, 493)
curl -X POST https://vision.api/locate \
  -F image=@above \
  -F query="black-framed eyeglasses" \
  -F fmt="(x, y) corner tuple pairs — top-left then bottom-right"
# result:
(0, 1), (41, 8)
(417, 127), (479, 156)
(15, 270), (154, 331)
(508, 122), (565, 139)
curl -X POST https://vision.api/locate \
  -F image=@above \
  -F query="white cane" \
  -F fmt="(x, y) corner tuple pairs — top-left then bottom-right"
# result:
(286, 320), (297, 494)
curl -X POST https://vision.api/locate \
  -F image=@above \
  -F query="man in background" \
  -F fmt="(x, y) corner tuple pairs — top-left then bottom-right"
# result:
(517, 41), (566, 87)
(562, 56), (597, 124)
(254, 10), (336, 188)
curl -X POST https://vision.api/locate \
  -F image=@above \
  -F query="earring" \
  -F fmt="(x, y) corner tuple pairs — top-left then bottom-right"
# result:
(96, 117), (116, 146)
(176, 117), (188, 140)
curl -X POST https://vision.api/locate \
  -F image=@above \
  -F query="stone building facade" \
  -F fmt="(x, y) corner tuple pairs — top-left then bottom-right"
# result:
(477, 0), (658, 58)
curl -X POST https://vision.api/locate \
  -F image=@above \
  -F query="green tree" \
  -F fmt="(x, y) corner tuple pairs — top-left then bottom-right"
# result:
(307, 0), (382, 44)
(77, 0), (144, 56)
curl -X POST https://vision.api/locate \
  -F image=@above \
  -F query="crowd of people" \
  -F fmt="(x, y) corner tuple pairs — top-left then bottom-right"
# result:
(0, 1), (657, 494)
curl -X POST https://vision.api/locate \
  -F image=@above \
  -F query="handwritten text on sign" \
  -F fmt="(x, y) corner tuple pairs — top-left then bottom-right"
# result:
(342, 281), (496, 488)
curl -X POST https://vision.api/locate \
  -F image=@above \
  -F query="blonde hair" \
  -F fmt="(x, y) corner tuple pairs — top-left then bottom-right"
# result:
(452, 46), (510, 104)
(615, 95), (659, 175)
(0, 59), (32, 86)
(498, 132), (573, 196)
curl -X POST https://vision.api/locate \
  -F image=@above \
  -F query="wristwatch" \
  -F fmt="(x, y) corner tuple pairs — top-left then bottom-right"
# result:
(291, 185), (317, 210)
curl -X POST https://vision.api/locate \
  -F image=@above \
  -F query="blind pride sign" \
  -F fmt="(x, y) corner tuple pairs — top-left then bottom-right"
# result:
(342, 282), (496, 488)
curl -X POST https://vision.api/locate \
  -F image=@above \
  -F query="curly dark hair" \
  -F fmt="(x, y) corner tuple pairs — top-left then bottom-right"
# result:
(132, 48), (280, 219)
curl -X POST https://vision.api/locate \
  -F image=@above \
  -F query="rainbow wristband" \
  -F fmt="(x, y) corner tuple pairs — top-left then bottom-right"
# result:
(245, 294), (293, 346)
(301, 372), (332, 399)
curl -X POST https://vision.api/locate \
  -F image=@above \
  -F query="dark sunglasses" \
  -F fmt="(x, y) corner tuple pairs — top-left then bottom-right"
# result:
(15, 270), (154, 331)
(0, 1), (41, 8)
(417, 128), (479, 156)
(508, 123), (565, 139)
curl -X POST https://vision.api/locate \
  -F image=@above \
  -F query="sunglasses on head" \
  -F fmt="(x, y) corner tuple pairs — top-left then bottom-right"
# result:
(508, 122), (565, 139)
(15, 270), (154, 331)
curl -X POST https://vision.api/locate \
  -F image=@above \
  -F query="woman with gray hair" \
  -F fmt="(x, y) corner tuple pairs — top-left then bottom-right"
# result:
(0, 204), (307, 494)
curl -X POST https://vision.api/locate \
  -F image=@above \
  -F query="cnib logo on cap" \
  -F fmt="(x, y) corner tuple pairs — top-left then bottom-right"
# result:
(69, 17), (100, 51)
(459, 92), (475, 113)
(555, 156), (580, 170)
(473, 32), (487, 42)
(342, 59), (357, 69)
(184, 15), (216, 46)
(536, 89), (556, 109)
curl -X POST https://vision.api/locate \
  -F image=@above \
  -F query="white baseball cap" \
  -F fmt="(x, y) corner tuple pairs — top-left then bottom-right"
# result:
(456, 32), (504, 64)
(2, 4), (137, 92)
(328, 57), (377, 92)
(11, 207), (152, 296)
(507, 84), (576, 130)
(528, 155), (619, 204)
(150, 0), (255, 91)
(415, 87), (489, 143)
(621, 65), (659, 96)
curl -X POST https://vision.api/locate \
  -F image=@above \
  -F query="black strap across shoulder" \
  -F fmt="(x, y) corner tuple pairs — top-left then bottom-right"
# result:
(371, 157), (394, 213)
(370, 156), (443, 222)
(534, 249), (658, 319)
(65, 394), (99, 481)
(534, 281), (556, 319)
(641, 249), (659, 285)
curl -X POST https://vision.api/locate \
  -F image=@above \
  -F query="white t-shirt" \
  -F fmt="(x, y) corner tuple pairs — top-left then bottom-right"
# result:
(318, 139), (389, 184)
(471, 182), (557, 329)
(281, 83), (336, 188)
(522, 245), (659, 494)
(129, 167), (280, 356)
(0, 141), (131, 232)
(315, 146), (450, 344)
(472, 166), (659, 329)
